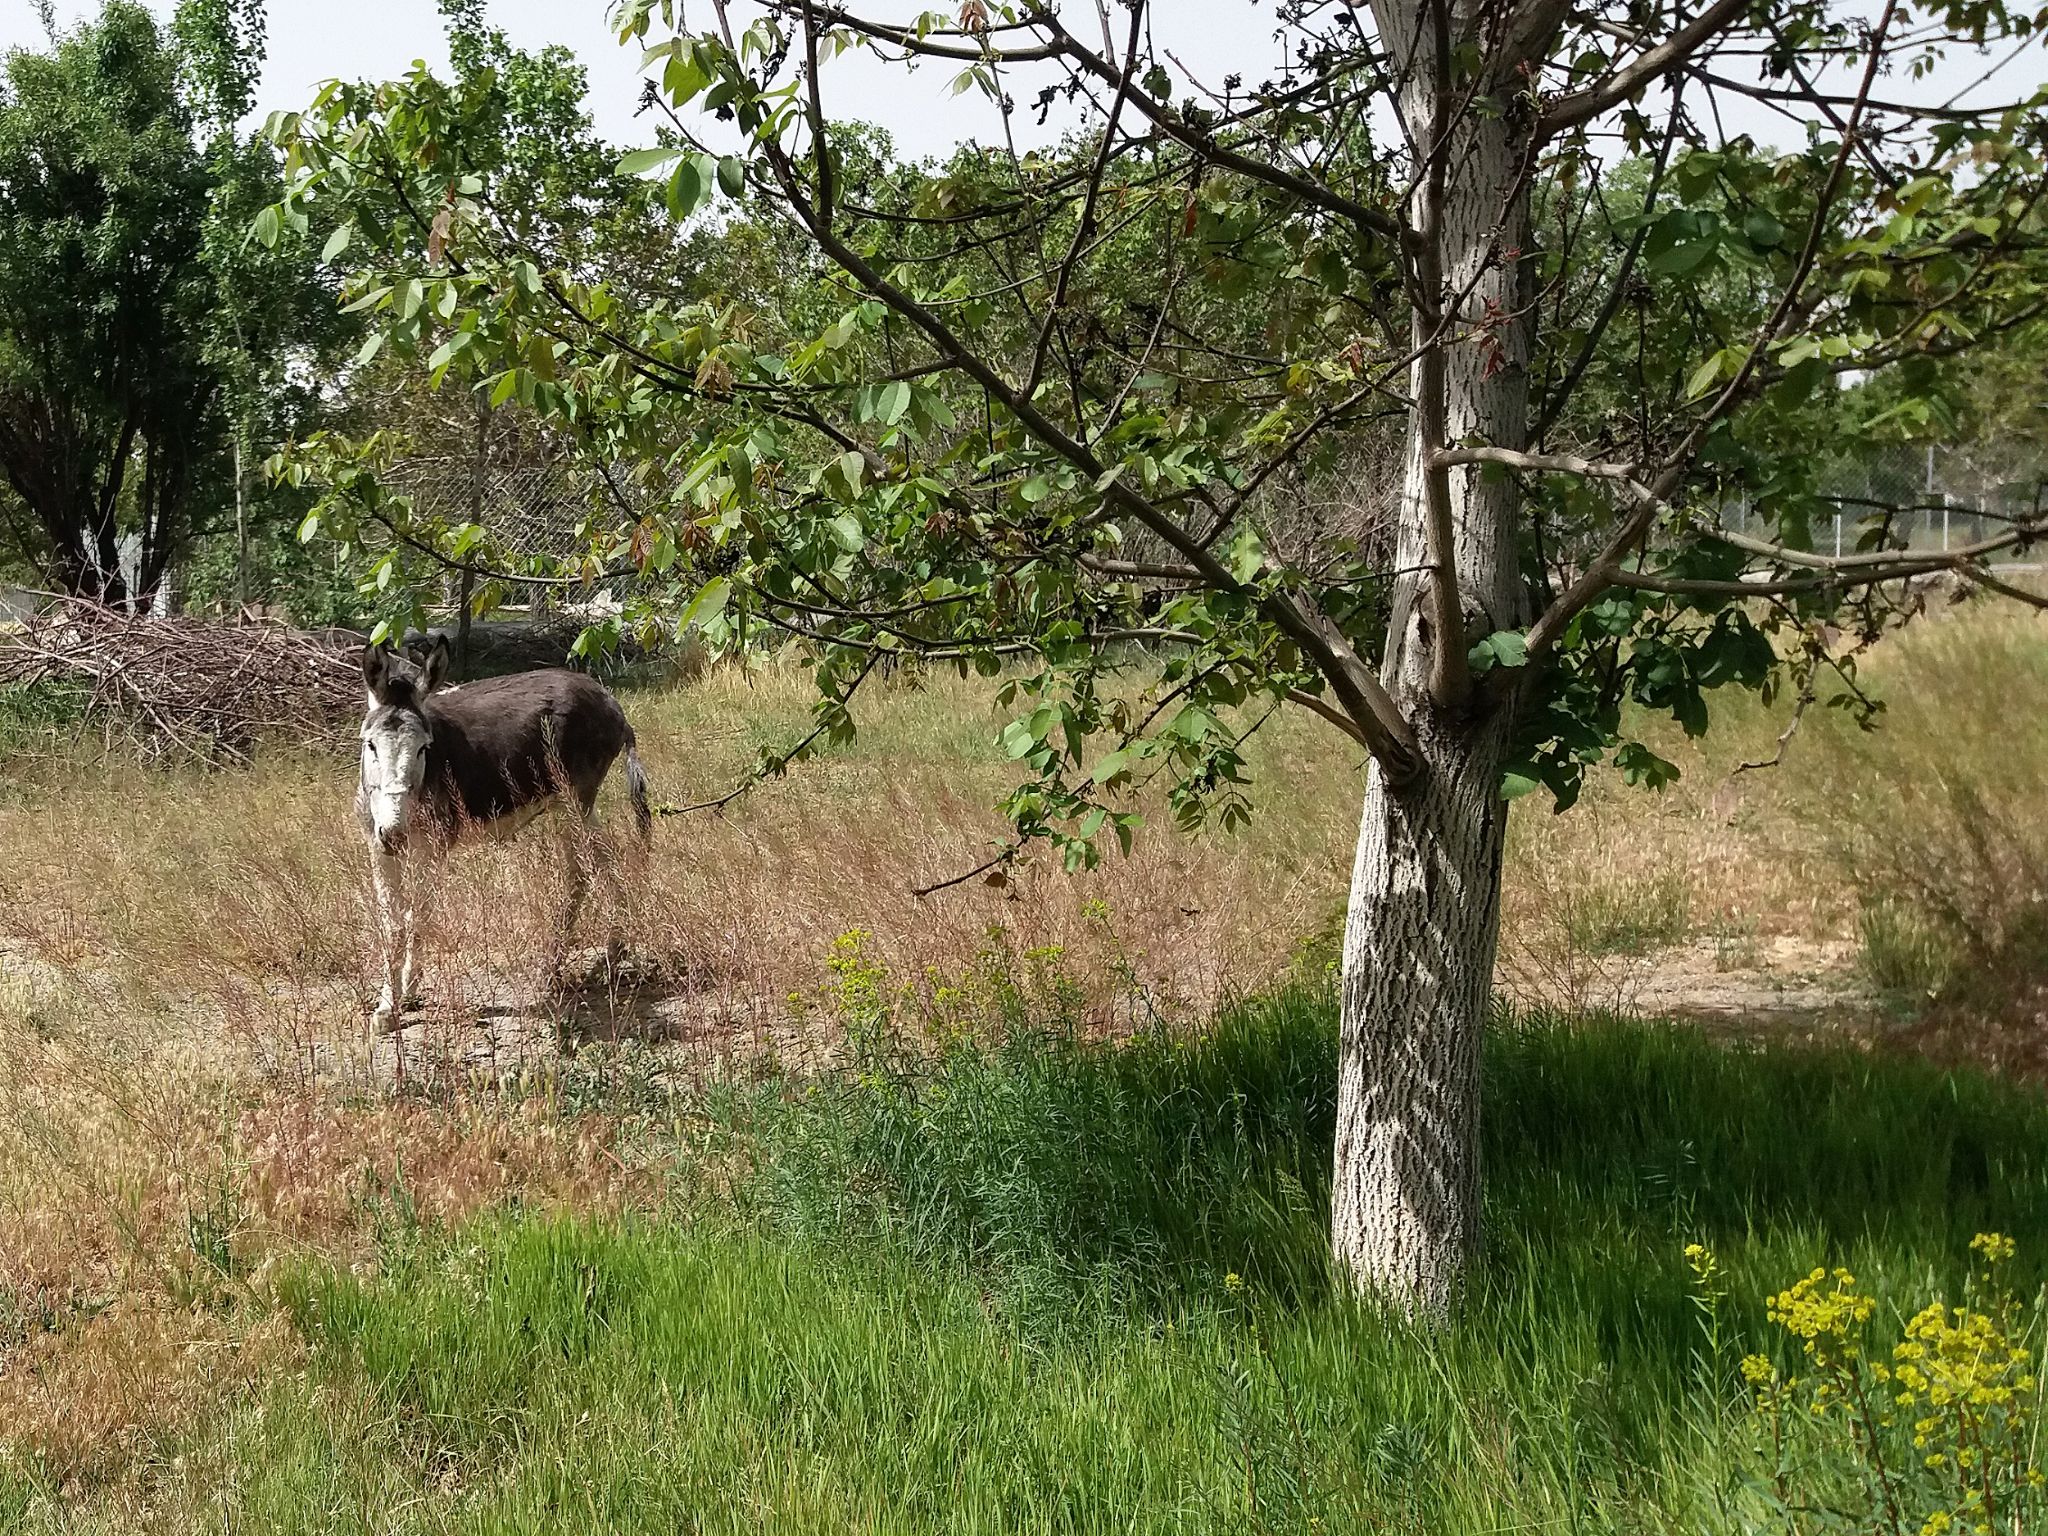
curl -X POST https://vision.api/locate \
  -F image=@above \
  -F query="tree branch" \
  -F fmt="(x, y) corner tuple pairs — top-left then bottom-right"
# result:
(747, 121), (1423, 780)
(1537, 0), (1752, 140)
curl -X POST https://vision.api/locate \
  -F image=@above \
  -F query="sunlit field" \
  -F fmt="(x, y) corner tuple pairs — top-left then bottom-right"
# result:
(1, 599), (2045, 1531)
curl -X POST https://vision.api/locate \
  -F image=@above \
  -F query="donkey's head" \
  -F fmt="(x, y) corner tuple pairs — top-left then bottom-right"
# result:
(359, 636), (449, 854)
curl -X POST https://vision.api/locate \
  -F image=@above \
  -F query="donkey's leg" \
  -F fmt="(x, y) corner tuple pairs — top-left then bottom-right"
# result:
(370, 847), (409, 1043)
(399, 851), (441, 1010)
(545, 806), (592, 992)
(581, 790), (631, 976)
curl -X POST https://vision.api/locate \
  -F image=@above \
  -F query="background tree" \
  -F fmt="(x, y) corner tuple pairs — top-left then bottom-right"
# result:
(0, 3), (219, 601)
(0, 1), (331, 607)
(269, 0), (2048, 1310)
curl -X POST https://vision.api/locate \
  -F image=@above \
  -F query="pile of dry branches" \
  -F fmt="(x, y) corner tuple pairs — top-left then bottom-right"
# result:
(0, 595), (364, 763)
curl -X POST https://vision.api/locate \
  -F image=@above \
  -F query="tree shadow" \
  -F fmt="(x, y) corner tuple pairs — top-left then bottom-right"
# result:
(730, 986), (2048, 1321)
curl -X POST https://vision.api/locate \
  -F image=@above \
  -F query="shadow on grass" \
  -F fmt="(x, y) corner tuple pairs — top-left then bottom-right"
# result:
(724, 988), (2048, 1320)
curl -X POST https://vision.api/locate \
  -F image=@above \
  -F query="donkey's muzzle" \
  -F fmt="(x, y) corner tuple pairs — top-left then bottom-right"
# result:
(375, 827), (408, 856)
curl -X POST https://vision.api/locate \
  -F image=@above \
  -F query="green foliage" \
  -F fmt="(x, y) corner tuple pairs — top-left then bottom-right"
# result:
(728, 976), (1336, 1319)
(1722, 1234), (2046, 1535)
(0, 1), (334, 601)
(0, 3), (216, 596)
(1858, 900), (1962, 1000)
(261, 1), (2048, 872)
(174, 507), (364, 625)
(0, 679), (88, 758)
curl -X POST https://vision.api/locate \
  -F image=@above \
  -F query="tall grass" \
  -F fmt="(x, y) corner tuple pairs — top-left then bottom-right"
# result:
(1790, 606), (2048, 1035)
(4, 604), (2046, 1530)
(9, 991), (2042, 1534)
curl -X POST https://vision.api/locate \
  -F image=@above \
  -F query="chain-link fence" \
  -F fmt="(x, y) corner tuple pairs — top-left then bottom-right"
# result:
(382, 453), (665, 618)
(382, 434), (2045, 626)
(1725, 441), (2046, 560)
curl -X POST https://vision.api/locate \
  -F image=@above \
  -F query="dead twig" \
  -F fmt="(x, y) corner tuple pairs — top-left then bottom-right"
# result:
(0, 595), (363, 764)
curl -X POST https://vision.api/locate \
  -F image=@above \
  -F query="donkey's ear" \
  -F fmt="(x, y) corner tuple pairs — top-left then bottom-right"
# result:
(361, 643), (390, 704)
(420, 632), (451, 693)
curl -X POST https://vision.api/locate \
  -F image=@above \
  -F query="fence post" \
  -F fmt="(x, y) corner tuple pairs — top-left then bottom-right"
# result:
(1834, 511), (1843, 558)
(456, 403), (488, 679)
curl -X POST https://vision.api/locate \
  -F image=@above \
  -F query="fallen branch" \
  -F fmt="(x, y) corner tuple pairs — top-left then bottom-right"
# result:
(0, 595), (364, 764)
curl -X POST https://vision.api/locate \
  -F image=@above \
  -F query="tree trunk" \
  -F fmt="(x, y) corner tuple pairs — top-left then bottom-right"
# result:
(234, 432), (249, 614)
(47, 520), (127, 607)
(1333, 15), (1534, 1310)
(1332, 708), (1513, 1311)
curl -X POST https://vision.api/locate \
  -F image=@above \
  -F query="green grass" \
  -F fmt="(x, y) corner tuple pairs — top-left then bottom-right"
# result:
(0, 678), (86, 762)
(10, 992), (2046, 1534)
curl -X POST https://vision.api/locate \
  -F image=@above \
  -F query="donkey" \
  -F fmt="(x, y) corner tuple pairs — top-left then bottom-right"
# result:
(356, 635), (652, 1043)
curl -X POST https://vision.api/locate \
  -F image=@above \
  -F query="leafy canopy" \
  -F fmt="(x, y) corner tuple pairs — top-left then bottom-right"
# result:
(264, 0), (2048, 862)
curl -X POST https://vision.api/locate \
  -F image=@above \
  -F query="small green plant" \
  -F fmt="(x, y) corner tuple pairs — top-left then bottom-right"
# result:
(0, 679), (88, 759)
(1563, 867), (1694, 957)
(1858, 900), (1961, 1001)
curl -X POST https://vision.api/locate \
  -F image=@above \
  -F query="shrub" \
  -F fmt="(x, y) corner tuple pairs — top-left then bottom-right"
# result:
(1711, 1233), (2046, 1536)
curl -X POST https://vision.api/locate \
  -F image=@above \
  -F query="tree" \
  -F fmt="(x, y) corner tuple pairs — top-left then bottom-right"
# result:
(268, 0), (2048, 1310)
(0, 1), (328, 605)
(0, 3), (219, 600)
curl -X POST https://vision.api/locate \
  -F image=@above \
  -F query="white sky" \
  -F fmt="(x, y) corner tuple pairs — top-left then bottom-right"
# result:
(5, 0), (2041, 163)
(4, 0), (1264, 159)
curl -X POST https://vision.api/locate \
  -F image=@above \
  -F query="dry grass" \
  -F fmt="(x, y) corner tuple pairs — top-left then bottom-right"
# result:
(0, 660), (1366, 1067)
(0, 659), (1366, 1484)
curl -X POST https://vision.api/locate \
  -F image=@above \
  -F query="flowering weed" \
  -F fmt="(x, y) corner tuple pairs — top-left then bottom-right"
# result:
(1725, 1234), (2044, 1535)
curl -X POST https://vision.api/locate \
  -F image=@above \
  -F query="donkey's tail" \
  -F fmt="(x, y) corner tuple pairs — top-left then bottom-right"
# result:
(623, 728), (653, 847)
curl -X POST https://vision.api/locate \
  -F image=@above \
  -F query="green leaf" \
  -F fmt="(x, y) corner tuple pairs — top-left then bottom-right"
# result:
(828, 511), (864, 552)
(826, 451), (866, 502)
(1742, 209), (1786, 250)
(1685, 354), (1724, 400)
(1646, 239), (1715, 276)
(1228, 529), (1266, 585)
(1616, 741), (1681, 790)
(1468, 630), (1529, 673)
(667, 156), (710, 219)
(320, 223), (352, 263)
(1501, 767), (1543, 800)
(353, 330), (384, 367)
(679, 575), (731, 629)
(618, 146), (683, 175)
(999, 720), (1038, 759)
(1090, 749), (1130, 785)
(717, 155), (746, 197)
(251, 204), (281, 249)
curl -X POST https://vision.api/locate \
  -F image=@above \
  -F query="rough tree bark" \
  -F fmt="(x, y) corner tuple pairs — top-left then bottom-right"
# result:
(1331, 10), (1536, 1310)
